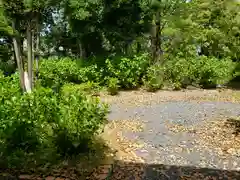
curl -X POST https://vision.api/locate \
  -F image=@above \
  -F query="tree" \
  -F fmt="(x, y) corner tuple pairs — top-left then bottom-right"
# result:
(1, 0), (57, 91)
(143, 0), (185, 63)
(187, 0), (240, 60)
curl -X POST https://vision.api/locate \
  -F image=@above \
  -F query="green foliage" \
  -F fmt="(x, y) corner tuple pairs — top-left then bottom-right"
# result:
(106, 77), (119, 95)
(195, 56), (236, 88)
(143, 64), (164, 92)
(105, 53), (149, 89)
(38, 58), (81, 89)
(54, 89), (108, 156)
(163, 57), (192, 89)
(0, 72), (21, 100)
(0, 87), (59, 155)
(78, 64), (103, 84)
(39, 54), (150, 91)
(1, 0), (239, 173)
(163, 56), (236, 89)
(0, 76), (108, 167)
(234, 62), (240, 80)
(38, 58), (104, 90)
(62, 82), (101, 95)
(38, 53), (236, 94)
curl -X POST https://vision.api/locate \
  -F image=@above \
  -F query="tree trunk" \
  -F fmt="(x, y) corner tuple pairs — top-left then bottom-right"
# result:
(136, 41), (141, 54)
(151, 13), (157, 64)
(77, 38), (84, 59)
(155, 10), (162, 63)
(36, 24), (40, 79)
(12, 20), (25, 91)
(27, 23), (33, 90)
(32, 30), (35, 87)
(151, 10), (162, 64)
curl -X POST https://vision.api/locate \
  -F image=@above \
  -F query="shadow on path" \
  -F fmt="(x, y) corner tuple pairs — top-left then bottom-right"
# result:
(110, 160), (240, 180)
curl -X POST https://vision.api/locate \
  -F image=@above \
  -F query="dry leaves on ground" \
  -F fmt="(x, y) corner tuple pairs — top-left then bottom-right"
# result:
(101, 89), (240, 107)
(194, 118), (240, 157)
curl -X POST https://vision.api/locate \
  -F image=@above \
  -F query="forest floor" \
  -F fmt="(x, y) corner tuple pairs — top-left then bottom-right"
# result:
(1, 89), (240, 180)
(99, 88), (240, 180)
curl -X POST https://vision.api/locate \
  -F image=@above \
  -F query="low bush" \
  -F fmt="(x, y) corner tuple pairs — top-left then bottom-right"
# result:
(0, 87), (59, 167)
(38, 54), (235, 93)
(106, 77), (119, 95)
(62, 82), (101, 95)
(143, 64), (164, 92)
(0, 71), (21, 100)
(192, 56), (236, 88)
(0, 78), (108, 168)
(163, 57), (192, 90)
(162, 56), (236, 89)
(38, 54), (150, 92)
(38, 57), (81, 90)
(55, 89), (108, 155)
(78, 64), (103, 84)
(105, 53), (149, 89)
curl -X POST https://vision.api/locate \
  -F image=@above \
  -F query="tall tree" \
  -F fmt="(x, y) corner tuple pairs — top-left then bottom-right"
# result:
(187, 0), (240, 60)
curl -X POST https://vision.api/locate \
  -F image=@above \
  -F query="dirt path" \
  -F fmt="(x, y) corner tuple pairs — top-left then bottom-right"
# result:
(101, 89), (240, 179)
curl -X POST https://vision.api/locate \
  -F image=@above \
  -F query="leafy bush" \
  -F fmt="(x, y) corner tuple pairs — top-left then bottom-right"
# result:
(163, 56), (236, 89)
(193, 56), (235, 88)
(55, 90), (108, 155)
(143, 64), (164, 92)
(163, 57), (192, 90)
(232, 62), (240, 81)
(105, 54), (149, 89)
(106, 77), (119, 95)
(78, 64), (103, 84)
(0, 71), (21, 100)
(0, 78), (108, 167)
(0, 87), (59, 155)
(38, 58), (81, 90)
(38, 54), (149, 91)
(38, 54), (235, 92)
(62, 82), (101, 95)
(38, 58), (104, 91)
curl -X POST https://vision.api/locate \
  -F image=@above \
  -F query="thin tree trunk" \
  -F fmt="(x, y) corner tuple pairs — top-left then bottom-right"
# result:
(12, 20), (25, 91)
(151, 13), (157, 64)
(136, 41), (141, 54)
(155, 10), (161, 63)
(32, 31), (35, 63)
(27, 23), (33, 90)
(151, 9), (162, 64)
(77, 38), (83, 58)
(36, 24), (40, 79)
(32, 30), (35, 87)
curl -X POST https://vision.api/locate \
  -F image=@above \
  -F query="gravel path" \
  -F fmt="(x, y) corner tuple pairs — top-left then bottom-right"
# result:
(106, 93), (240, 179)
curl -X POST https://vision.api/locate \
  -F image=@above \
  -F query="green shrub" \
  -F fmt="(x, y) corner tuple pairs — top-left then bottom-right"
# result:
(0, 72), (21, 101)
(194, 56), (235, 88)
(105, 53), (149, 89)
(78, 64), (103, 84)
(62, 82), (101, 95)
(163, 56), (236, 89)
(143, 64), (164, 92)
(0, 78), (108, 167)
(0, 87), (59, 154)
(38, 54), (149, 91)
(54, 91), (108, 155)
(232, 62), (240, 81)
(38, 58), (104, 90)
(106, 77), (119, 95)
(163, 57), (191, 90)
(38, 58), (81, 90)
